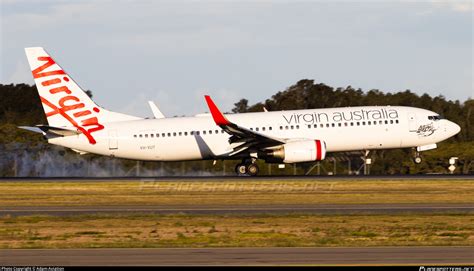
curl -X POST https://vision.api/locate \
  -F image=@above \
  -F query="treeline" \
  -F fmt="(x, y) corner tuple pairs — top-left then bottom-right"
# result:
(232, 79), (473, 142)
(0, 82), (472, 176)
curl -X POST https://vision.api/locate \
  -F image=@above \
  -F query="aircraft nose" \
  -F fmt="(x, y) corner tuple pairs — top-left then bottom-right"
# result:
(447, 121), (461, 136)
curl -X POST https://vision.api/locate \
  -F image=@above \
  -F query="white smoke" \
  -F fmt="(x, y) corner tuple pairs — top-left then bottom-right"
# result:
(1, 143), (219, 177)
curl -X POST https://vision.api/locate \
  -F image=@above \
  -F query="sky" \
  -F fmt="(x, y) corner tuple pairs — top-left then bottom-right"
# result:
(1, 0), (472, 118)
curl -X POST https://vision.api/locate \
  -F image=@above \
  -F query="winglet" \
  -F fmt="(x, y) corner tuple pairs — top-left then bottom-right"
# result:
(204, 95), (230, 126)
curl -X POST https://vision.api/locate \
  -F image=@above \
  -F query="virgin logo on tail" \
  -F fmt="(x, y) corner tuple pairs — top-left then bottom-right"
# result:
(33, 56), (104, 144)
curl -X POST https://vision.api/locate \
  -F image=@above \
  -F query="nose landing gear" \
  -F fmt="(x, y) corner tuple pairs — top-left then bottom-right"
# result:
(414, 152), (422, 164)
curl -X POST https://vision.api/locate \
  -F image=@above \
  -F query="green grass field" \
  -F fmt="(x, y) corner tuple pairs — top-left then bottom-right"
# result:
(1, 213), (473, 249)
(1, 178), (473, 248)
(1, 179), (473, 206)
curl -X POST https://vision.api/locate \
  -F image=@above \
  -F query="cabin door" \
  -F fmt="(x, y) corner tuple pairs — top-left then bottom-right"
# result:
(407, 113), (418, 132)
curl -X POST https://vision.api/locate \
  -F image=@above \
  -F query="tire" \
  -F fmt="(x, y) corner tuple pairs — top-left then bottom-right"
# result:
(235, 163), (247, 175)
(414, 157), (422, 164)
(247, 164), (259, 176)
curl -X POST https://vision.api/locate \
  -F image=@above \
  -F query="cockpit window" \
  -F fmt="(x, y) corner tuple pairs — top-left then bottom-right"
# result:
(428, 115), (442, 121)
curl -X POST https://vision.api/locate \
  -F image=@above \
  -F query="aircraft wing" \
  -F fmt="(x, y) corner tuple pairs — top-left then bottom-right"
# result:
(204, 95), (285, 155)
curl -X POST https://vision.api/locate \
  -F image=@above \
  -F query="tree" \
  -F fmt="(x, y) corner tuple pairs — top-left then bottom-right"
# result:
(232, 99), (249, 113)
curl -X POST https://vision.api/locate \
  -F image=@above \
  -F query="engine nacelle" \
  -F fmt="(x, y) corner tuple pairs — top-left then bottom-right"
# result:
(263, 140), (326, 163)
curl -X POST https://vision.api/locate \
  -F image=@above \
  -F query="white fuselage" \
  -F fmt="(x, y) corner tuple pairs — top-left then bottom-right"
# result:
(48, 105), (460, 162)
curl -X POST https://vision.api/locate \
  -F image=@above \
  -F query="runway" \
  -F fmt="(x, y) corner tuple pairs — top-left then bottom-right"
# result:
(1, 174), (472, 182)
(1, 247), (473, 265)
(1, 203), (473, 216)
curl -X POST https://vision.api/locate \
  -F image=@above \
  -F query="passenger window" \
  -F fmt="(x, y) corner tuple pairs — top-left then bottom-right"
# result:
(196, 131), (200, 135)
(285, 126), (289, 130)
(203, 131), (206, 135)
(396, 120), (399, 124)
(296, 125), (299, 129)
(320, 124), (324, 128)
(156, 133), (159, 137)
(162, 133), (165, 137)
(151, 134), (154, 138)
(256, 127), (259, 131)
(279, 126), (283, 130)
(379, 120), (383, 125)
(215, 130), (219, 134)
(134, 135), (137, 138)
(368, 121), (371, 125)
(331, 123), (335, 127)
(338, 123), (341, 127)
(362, 122), (366, 125)
(179, 132), (182, 136)
(184, 132), (188, 136)
(357, 122), (360, 126)
(167, 133), (171, 137)
(350, 122), (354, 126)
(139, 134), (143, 138)
(269, 127), (272, 131)
(262, 127), (266, 131)
(145, 134), (148, 138)
(326, 123), (329, 128)
(344, 123), (348, 127)
(385, 120), (388, 124)
(390, 120), (394, 124)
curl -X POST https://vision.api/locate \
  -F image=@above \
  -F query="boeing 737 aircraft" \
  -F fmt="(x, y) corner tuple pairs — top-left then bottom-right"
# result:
(21, 47), (461, 176)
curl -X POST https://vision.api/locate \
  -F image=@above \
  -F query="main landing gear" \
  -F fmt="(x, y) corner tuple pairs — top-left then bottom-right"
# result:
(235, 159), (259, 176)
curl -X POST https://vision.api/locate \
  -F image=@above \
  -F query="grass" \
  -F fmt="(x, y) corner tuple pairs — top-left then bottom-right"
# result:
(0, 213), (473, 249)
(0, 179), (472, 249)
(0, 179), (473, 206)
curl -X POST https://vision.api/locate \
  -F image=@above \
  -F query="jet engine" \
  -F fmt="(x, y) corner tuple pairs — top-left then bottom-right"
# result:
(263, 140), (326, 163)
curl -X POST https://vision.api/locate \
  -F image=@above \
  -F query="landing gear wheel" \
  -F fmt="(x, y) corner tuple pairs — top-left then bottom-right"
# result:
(235, 163), (247, 175)
(247, 163), (259, 176)
(414, 156), (422, 164)
(413, 150), (422, 164)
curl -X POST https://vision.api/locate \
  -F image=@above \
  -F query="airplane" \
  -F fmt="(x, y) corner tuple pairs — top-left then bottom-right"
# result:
(20, 47), (461, 176)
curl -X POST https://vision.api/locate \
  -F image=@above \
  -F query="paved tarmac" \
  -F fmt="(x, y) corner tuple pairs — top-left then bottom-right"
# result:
(1, 247), (473, 265)
(1, 203), (473, 216)
(1, 174), (472, 182)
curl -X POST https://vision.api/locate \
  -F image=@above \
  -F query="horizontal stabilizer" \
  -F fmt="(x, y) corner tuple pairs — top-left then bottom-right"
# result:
(18, 126), (45, 135)
(19, 125), (81, 137)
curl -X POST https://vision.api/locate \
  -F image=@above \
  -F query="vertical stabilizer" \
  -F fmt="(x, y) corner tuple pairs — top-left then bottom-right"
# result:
(24, 47), (141, 144)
